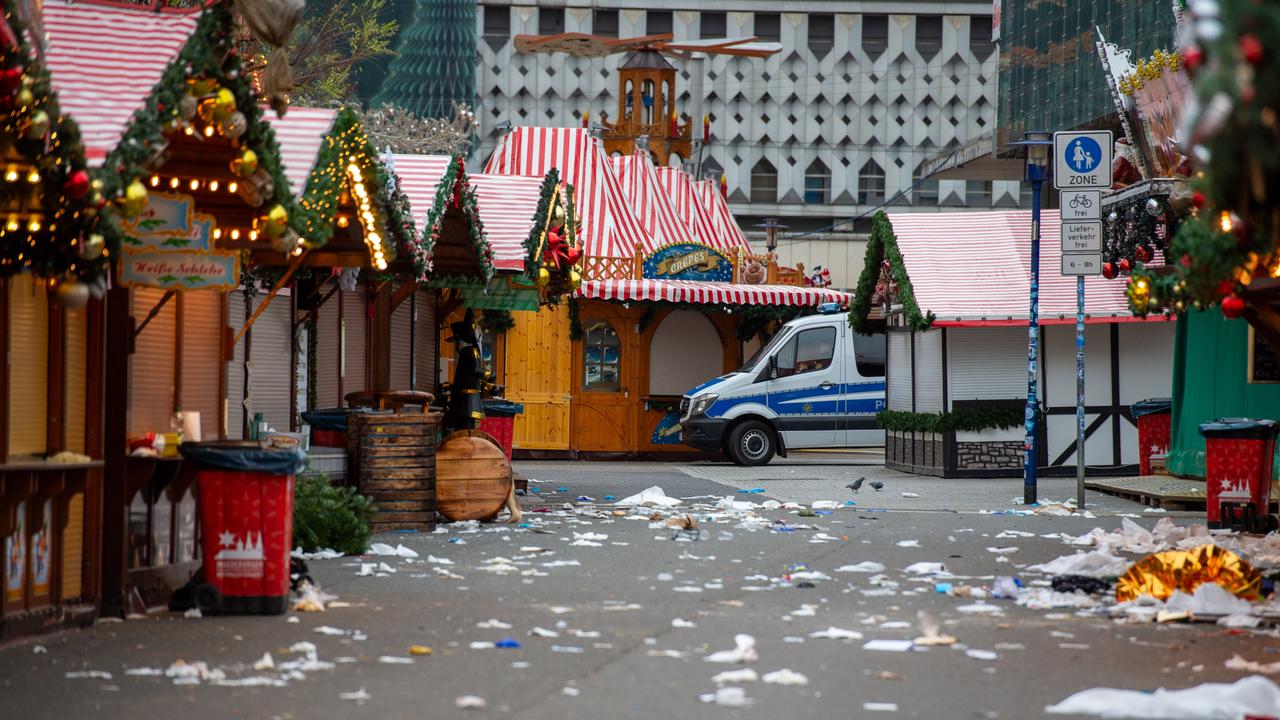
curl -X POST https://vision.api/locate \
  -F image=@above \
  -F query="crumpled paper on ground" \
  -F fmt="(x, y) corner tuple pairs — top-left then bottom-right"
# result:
(615, 486), (682, 508)
(704, 634), (758, 663)
(1044, 675), (1280, 719)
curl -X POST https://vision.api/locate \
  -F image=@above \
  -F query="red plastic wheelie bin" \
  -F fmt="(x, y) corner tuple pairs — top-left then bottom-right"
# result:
(1198, 419), (1279, 532)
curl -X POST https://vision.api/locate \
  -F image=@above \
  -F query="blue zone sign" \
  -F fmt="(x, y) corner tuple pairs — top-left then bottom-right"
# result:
(643, 243), (733, 282)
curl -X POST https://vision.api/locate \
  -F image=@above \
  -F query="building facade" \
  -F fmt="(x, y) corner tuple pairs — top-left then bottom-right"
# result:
(475, 1), (1003, 288)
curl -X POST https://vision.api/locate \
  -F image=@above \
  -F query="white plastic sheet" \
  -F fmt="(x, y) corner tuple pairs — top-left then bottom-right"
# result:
(1044, 675), (1280, 719)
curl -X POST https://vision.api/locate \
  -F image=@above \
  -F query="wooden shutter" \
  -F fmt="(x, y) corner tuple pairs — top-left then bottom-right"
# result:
(7, 275), (48, 457)
(63, 305), (88, 453)
(179, 289), (224, 441)
(226, 290), (247, 439)
(60, 492), (83, 599)
(249, 289), (294, 432)
(886, 330), (912, 411)
(129, 287), (178, 438)
(341, 288), (367, 397)
(412, 289), (437, 393)
(314, 283), (340, 408)
(389, 283), (413, 390)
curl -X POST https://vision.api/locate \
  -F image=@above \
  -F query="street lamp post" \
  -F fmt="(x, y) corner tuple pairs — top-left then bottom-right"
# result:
(1018, 131), (1052, 505)
(755, 218), (787, 254)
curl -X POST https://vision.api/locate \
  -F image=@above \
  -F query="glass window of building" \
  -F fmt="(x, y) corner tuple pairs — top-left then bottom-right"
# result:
(808, 14), (835, 57)
(583, 322), (622, 392)
(701, 12), (726, 39)
(913, 162), (939, 206)
(858, 160), (885, 205)
(755, 13), (781, 42)
(539, 7), (564, 35)
(647, 10), (673, 36)
(970, 15), (995, 59)
(915, 16), (942, 59)
(804, 159), (830, 204)
(482, 6), (509, 39)
(751, 158), (778, 203)
(967, 180), (993, 207)
(862, 15), (888, 59)
(594, 9), (618, 38)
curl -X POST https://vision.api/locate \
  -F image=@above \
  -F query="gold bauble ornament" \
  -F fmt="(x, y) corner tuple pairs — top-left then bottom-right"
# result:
(220, 111), (247, 140)
(212, 88), (236, 122)
(188, 76), (218, 97)
(178, 93), (199, 121)
(552, 203), (566, 226)
(197, 98), (216, 124)
(568, 268), (582, 289)
(25, 110), (49, 139)
(123, 179), (149, 217)
(78, 233), (105, 260)
(536, 267), (551, 287)
(57, 279), (90, 310)
(15, 87), (33, 108)
(262, 204), (289, 238)
(230, 149), (259, 178)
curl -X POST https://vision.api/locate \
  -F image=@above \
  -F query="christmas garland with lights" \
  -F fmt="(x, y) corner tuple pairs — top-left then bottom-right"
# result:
(519, 173), (583, 306)
(849, 212), (934, 333)
(95, 2), (304, 262)
(295, 107), (414, 260)
(0, 0), (98, 283)
(414, 153), (493, 285)
(524, 168), (560, 277)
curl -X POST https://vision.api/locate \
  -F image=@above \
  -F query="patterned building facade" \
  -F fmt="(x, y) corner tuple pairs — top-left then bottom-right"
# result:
(475, 2), (1003, 286)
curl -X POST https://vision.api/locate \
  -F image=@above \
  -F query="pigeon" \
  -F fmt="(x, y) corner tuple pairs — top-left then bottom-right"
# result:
(869, 481), (884, 492)
(846, 477), (865, 493)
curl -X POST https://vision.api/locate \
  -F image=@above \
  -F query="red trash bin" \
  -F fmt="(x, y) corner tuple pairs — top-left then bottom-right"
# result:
(1131, 399), (1172, 476)
(479, 400), (524, 460)
(180, 442), (306, 614)
(1199, 419), (1279, 531)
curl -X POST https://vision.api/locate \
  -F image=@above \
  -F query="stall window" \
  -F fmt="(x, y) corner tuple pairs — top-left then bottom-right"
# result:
(582, 321), (621, 392)
(774, 327), (836, 378)
(7, 275), (49, 457)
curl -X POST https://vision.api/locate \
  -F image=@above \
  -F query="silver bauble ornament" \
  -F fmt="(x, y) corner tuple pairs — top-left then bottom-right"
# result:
(179, 93), (198, 121)
(79, 233), (105, 260)
(1145, 198), (1161, 217)
(220, 111), (247, 140)
(57, 280), (90, 309)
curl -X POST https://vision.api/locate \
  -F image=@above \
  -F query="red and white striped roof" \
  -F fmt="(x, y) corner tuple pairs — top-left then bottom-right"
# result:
(654, 166), (723, 251)
(484, 127), (653, 260)
(696, 179), (751, 251)
(266, 107), (340, 195)
(610, 153), (694, 249)
(469, 173), (545, 273)
(885, 211), (1166, 326)
(43, 2), (200, 164)
(580, 278), (851, 307)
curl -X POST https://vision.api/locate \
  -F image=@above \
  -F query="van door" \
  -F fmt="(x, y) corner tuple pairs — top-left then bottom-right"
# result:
(842, 330), (887, 446)
(765, 323), (842, 448)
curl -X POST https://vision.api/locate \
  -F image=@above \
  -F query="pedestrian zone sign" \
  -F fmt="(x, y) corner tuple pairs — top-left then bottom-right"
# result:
(1053, 131), (1112, 190)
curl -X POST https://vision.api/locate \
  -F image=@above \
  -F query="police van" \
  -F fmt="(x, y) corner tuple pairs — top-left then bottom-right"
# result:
(679, 305), (886, 465)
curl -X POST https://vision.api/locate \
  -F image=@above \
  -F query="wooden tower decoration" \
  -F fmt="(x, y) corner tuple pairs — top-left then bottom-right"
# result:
(514, 33), (779, 167)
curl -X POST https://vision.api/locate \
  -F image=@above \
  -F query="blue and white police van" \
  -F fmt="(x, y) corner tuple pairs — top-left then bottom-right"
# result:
(679, 305), (886, 465)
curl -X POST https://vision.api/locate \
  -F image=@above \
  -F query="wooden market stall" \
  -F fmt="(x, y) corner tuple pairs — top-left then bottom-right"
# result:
(0, 0), (105, 641)
(45, 0), (308, 613)
(849, 211), (1175, 478)
(484, 127), (850, 457)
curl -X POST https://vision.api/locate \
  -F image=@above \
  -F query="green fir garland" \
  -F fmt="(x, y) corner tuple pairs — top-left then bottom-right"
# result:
(849, 212), (935, 334)
(415, 153), (493, 285)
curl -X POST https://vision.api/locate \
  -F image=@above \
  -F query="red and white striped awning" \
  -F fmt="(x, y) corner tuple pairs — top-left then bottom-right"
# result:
(43, 3), (200, 165)
(484, 127), (654, 259)
(885, 210), (1167, 326)
(469, 173), (545, 273)
(579, 278), (851, 307)
(654, 166), (728, 252)
(696, 178), (751, 251)
(267, 107), (340, 195)
(610, 153), (695, 248)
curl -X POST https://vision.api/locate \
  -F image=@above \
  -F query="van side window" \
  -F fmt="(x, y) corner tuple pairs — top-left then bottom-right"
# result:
(854, 331), (886, 377)
(775, 327), (836, 378)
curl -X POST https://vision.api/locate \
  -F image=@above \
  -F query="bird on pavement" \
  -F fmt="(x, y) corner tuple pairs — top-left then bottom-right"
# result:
(846, 477), (865, 493)
(869, 480), (884, 492)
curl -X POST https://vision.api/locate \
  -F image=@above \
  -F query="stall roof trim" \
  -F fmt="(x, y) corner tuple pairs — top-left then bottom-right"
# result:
(43, 2), (201, 165)
(611, 153), (696, 249)
(269, 107), (341, 195)
(579, 278), (852, 308)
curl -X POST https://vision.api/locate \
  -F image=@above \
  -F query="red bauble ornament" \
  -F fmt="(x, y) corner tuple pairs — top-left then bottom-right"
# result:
(565, 247), (582, 266)
(1134, 244), (1154, 263)
(1221, 294), (1245, 319)
(1240, 34), (1264, 65)
(1118, 258), (1132, 274)
(0, 66), (23, 95)
(1217, 279), (1235, 298)
(63, 169), (90, 199)
(1182, 45), (1204, 72)
(1102, 262), (1117, 280)
(1191, 191), (1207, 209)
(1180, 254), (1192, 268)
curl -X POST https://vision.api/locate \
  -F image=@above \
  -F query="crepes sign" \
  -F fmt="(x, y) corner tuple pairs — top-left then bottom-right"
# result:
(643, 243), (732, 282)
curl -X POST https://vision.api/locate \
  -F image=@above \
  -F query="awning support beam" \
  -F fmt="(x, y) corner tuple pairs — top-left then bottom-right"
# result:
(233, 250), (310, 348)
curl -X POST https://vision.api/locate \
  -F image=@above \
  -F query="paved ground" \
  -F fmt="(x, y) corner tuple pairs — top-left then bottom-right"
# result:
(1, 456), (1276, 719)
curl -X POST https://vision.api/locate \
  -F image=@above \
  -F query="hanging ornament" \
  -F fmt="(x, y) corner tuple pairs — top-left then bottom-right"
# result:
(565, 246), (582, 267)
(0, 66), (22, 96)
(1182, 45), (1204, 73)
(57, 279), (90, 310)
(1118, 258), (1132, 274)
(1239, 34), (1263, 65)
(568, 268), (582, 290)
(536, 267), (550, 287)
(179, 93), (199, 121)
(271, 227), (298, 254)
(123, 179), (149, 217)
(61, 169), (90, 200)
(261, 204), (289, 238)
(220, 111), (247, 139)
(1221, 294), (1245, 319)
(79, 233), (104, 260)
(1191, 191), (1207, 209)
(552, 202), (566, 227)
(230, 148), (259, 177)
(1102, 262), (1117, 280)
(1135, 244), (1154, 263)
(24, 109), (49, 140)
(212, 88), (236, 122)
(197, 97), (217, 124)
(189, 76), (219, 97)
(1144, 197), (1161, 217)
(14, 85), (32, 108)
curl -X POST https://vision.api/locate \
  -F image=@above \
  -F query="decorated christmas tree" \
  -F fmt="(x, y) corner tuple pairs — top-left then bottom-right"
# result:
(370, 0), (475, 118)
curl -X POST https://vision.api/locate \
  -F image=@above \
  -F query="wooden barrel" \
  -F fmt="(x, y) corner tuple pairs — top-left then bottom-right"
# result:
(435, 430), (512, 522)
(357, 411), (442, 532)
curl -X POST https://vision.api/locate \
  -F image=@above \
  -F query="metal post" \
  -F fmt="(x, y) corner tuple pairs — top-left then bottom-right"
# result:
(1076, 275), (1086, 509)
(1024, 175), (1043, 504)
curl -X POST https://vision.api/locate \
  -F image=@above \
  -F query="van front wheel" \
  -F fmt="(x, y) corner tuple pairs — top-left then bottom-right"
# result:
(727, 420), (776, 466)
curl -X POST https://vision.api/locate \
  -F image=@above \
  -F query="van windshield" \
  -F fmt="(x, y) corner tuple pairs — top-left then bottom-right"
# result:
(738, 328), (792, 372)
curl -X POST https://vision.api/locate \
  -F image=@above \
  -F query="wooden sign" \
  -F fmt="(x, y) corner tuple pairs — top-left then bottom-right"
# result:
(643, 243), (732, 282)
(120, 192), (196, 248)
(460, 276), (540, 311)
(118, 250), (240, 291)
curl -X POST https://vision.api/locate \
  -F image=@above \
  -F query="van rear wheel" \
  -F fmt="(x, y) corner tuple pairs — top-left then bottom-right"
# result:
(727, 420), (776, 466)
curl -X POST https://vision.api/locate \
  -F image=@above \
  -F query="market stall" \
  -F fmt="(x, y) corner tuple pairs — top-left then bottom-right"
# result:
(0, 0), (104, 641)
(485, 127), (851, 456)
(45, 0), (306, 613)
(850, 211), (1174, 478)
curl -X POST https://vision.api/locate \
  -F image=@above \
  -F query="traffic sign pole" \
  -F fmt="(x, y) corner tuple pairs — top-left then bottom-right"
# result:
(1076, 276), (1085, 510)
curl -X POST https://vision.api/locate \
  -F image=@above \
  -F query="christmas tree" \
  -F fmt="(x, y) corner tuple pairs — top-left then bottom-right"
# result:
(370, 0), (475, 119)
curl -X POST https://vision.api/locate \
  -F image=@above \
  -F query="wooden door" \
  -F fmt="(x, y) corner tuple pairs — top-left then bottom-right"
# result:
(572, 303), (639, 452)
(504, 303), (572, 450)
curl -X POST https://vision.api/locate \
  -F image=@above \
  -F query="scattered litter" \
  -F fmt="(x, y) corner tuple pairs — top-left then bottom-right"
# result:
(1225, 654), (1280, 675)
(378, 656), (415, 664)
(711, 668), (759, 684)
(992, 576), (1022, 599)
(896, 540), (921, 548)
(426, 555), (454, 565)
(66, 670), (113, 680)
(903, 562), (949, 576)
(550, 645), (586, 654)
(253, 653), (275, 671)
(863, 639), (915, 652)
(562, 686), (581, 696)
(965, 649), (999, 661)
(368, 542), (419, 558)
(314, 625), (347, 636)
(184, 608), (202, 618)
(32, 645), (46, 654)
(762, 669), (809, 686)
(615, 486), (682, 508)
(913, 612), (956, 646)
(837, 561), (887, 573)
(956, 603), (1004, 615)
(339, 688), (371, 702)
(1050, 575), (1112, 594)
(811, 500), (841, 510)
(495, 637), (522, 649)
(699, 686), (752, 707)
(1045, 675), (1280, 718)
(409, 645), (432, 656)
(672, 618), (696, 628)
(125, 668), (164, 676)
(704, 634), (758, 663)
(293, 547), (344, 560)
(477, 619), (513, 629)
(293, 582), (336, 612)
(738, 488), (766, 494)
(986, 546), (1019, 555)
(1029, 551), (1129, 579)
(901, 492), (919, 499)
(1163, 583), (1256, 616)
(530, 626), (560, 637)
(871, 671), (903, 681)
(455, 695), (488, 710)
(863, 702), (900, 712)
(809, 627), (864, 640)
